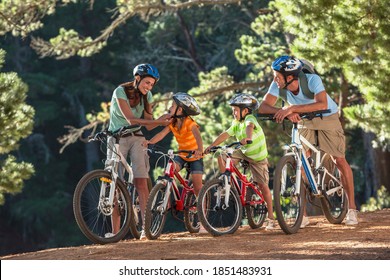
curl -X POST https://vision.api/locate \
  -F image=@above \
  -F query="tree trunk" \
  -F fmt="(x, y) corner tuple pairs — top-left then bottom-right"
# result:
(362, 131), (390, 201)
(363, 132), (378, 201)
(339, 73), (349, 128)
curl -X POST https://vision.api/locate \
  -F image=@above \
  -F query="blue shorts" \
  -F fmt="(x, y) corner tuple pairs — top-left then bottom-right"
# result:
(174, 156), (204, 174)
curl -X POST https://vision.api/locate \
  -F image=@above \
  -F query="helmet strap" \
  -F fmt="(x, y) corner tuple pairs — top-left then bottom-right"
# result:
(173, 106), (186, 119)
(239, 108), (247, 122)
(282, 75), (297, 89)
(134, 76), (142, 91)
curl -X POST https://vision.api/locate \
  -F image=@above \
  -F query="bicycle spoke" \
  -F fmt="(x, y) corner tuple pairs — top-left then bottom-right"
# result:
(73, 170), (132, 244)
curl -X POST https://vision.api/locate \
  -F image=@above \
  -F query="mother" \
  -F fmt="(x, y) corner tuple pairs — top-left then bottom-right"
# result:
(106, 63), (170, 239)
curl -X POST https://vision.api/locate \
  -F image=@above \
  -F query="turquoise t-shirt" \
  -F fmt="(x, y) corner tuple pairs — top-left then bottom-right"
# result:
(226, 114), (268, 161)
(108, 86), (153, 132)
(268, 74), (338, 116)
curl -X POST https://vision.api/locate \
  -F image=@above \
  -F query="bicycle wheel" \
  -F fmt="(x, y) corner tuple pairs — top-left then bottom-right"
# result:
(273, 154), (304, 234)
(245, 187), (267, 229)
(128, 184), (142, 239)
(73, 169), (132, 244)
(320, 154), (348, 223)
(144, 183), (169, 240)
(183, 190), (200, 233)
(197, 177), (242, 236)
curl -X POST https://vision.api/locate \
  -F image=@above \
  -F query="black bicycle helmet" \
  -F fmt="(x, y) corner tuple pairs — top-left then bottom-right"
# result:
(272, 56), (303, 77)
(172, 92), (200, 116)
(229, 93), (260, 112)
(133, 63), (160, 82)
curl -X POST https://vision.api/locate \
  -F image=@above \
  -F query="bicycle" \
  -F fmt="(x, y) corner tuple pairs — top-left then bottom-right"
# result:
(143, 148), (201, 240)
(73, 125), (143, 244)
(258, 110), (348, 234)
(197, 141), (268, 236)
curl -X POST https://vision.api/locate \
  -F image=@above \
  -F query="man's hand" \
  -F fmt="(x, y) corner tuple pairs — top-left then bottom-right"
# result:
(274, 107), (292, 123)
(287, 112), (301, 123)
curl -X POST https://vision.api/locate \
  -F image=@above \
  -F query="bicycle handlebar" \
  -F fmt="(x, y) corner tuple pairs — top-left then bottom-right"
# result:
(147, 145), (196, 158)
(209, 140), (252, 153)
(257, 109), (331, 121)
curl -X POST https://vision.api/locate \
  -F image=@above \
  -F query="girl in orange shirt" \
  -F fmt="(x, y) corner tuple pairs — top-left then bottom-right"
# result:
(143, 92), (204, 199)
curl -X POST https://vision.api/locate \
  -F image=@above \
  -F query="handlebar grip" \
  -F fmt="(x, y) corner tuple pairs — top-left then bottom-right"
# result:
(256, 113), (275, 121)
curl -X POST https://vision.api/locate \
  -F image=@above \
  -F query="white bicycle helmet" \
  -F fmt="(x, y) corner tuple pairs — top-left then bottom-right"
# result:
(173, 92), (200, 116)
(229, 93), (260, 112)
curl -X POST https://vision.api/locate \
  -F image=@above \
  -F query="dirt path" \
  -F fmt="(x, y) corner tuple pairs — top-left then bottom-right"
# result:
(2, 209), (390, 260)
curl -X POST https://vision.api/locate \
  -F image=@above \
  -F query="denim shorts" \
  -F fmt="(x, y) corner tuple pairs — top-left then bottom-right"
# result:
(174, 156), (204, 174)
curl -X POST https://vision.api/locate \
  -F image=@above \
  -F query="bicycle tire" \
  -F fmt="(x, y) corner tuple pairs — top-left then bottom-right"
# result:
(245, 187), (267, 229)
(197, 178), (242, 236)
(319, 154), (348, 224)
(128, 185), (142, 239)
(273, 154), (304, 234)
(183, 190), (200, 233)
(144, 183), (169, 240)
(73, 169), (132, 244)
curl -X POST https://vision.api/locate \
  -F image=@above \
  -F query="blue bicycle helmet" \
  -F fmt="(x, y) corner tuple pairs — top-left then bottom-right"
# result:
(272, 56), (303, 76)
(133, 63), (160, 82)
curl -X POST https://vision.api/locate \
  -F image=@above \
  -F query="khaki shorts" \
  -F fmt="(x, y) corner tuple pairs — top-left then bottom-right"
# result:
(106, 135), (150, 178)
(230, 150), (269, 186)
(298, 113), (346, 158)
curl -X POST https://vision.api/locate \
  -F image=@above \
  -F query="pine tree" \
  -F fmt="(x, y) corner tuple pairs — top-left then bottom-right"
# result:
(0, 49), (35, 205)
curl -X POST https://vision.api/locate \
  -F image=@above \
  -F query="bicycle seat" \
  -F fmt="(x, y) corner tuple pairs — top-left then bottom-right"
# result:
(183, 162), (191, 173)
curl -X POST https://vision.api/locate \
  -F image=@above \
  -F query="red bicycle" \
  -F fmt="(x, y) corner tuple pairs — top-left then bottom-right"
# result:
(197, 141), (267, 236)
(144, 148), (200, 239)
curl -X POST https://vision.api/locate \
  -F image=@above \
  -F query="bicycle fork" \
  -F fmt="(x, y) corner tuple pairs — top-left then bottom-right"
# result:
(214, 173), (232, 210)
(98, 171), (118, 216)
(155, 179), (172, 214)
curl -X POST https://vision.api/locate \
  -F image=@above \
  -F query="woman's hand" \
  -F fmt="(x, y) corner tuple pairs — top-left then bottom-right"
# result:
(154, 118), (172, 126)
(157, 113), (172, 121)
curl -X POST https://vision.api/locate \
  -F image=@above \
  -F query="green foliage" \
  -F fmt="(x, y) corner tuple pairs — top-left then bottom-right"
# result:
(0, 0), (56, 37)
(360, 186), (390, 212)
(235, 9), (287, 80)
(0, 49), (35, 205)
(0, 156), (34, 205)
(1, 0), (388, 255)
(272, 0), (390, 146)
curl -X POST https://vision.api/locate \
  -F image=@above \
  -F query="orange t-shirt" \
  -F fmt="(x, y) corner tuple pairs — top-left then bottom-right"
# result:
(169, 117), (201, 161)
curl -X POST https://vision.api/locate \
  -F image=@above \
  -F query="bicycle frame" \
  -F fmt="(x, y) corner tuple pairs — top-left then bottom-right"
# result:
(216, 146), (265, 209)
(99, 137), (134, 216)
(284, 122), (343, 198)
(155, 150), (194, 213)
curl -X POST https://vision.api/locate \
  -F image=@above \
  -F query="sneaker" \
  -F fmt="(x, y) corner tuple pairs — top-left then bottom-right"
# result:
(198, 224), (208, 234)
(139, 230), (147, 240)
(300, 216), (310, 229)
(104, 232), (115, 238)
(345, 209), (359, 226)
(265, 219), (276, 230)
